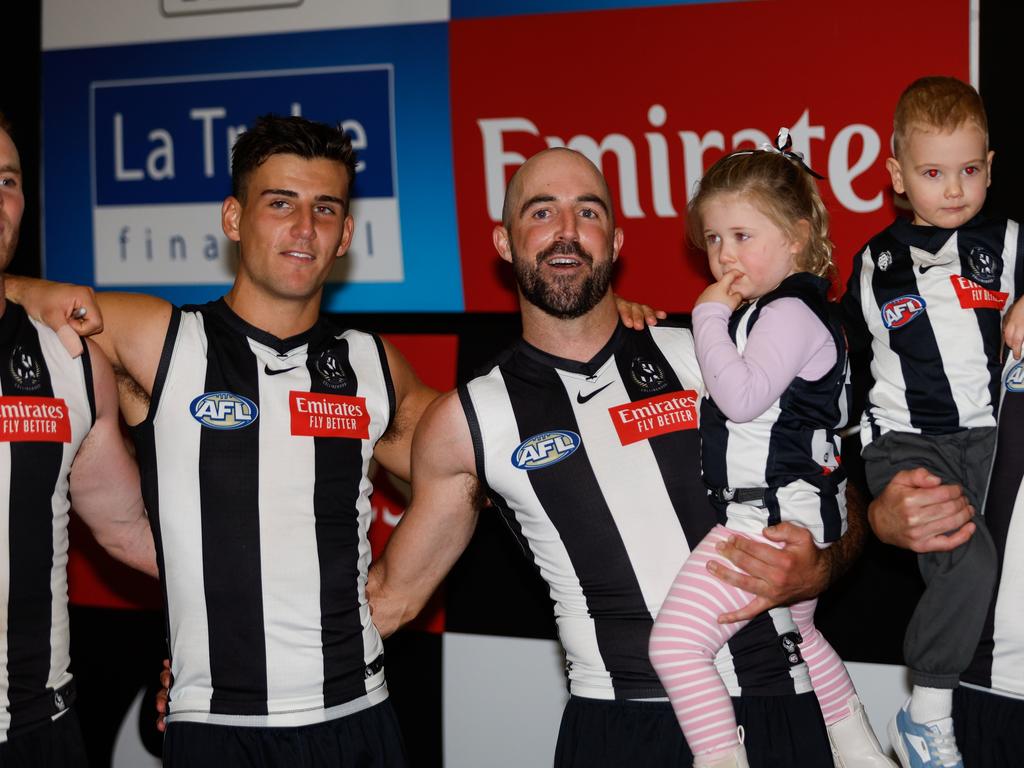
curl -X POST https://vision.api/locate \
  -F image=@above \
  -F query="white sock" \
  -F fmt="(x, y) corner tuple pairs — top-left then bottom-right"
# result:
(909, 685), (953, 723)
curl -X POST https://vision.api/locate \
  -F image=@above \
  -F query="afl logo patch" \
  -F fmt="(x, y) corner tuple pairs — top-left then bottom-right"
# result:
(9, 346), (42, 391)
(630, 357), (668, 393)
(190, 392), (258, 430)
(316, 349), (348, 390)
(881, 295), (926, 329)
(1006, 361), (1024, 392)
(511, 430), (581, 470)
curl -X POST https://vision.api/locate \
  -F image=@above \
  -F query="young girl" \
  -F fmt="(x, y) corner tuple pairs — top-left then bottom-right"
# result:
(648, 131), (893, 768)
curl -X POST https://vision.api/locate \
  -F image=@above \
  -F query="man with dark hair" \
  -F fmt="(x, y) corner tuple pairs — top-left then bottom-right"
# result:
(230, 115), (358, 201)
(10, 113), (434, 766)
(0, 114), (158, 766)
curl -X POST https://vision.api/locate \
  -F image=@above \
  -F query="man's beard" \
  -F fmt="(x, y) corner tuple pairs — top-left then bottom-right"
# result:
(513, 239), (613, 319)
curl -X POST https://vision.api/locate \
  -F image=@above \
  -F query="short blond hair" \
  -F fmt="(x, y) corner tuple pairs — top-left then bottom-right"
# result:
(688, 150), (834, 279)
(893, 76), (988, 158)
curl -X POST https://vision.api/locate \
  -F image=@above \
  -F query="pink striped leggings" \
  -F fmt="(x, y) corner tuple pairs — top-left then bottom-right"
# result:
(649, 524), (855, 756)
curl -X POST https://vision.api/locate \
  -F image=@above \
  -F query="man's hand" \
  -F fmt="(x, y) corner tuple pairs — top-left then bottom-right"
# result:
(707, 523), (828, 623)
(155, 658), (172, 733)
(695, 271), (744, 311)
(1003, 296), (1024, 360)
(7, 276), (103, 357)
(613, 294), (667, 329)
(868, 467), (975, 552)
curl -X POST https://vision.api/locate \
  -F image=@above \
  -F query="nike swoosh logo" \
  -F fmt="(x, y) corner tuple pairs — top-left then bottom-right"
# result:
(264, 365), (298, 376)
(917, 264), (937, 274)
(577, 382), (612, 403)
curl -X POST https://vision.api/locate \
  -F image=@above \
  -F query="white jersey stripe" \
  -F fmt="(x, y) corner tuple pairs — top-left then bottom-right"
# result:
(254, 339), (325, 711)
(465, 375), (613, 698)
(156, 313), (214, 715)
(558, 366), (689, 620)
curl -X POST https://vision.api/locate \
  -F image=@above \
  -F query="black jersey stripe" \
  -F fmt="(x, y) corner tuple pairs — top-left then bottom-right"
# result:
(500, 363), (658, 698)
(79, 342), (96, 426)
(1, 310), (63, 732)
(128, 310), (180, 676)
(307, 336), (369, 707)
(964, 381), (1024, 687)
(458, 384), (488, 488)
(870, 252), (960, 432)
(371, 334), (396, 429)
(199, 313), (268, 715)
(614, 329), (715, 552)
(958, 226), (1011, 421)
(146, 307), (182, 420)
(459, 383), (533, 560)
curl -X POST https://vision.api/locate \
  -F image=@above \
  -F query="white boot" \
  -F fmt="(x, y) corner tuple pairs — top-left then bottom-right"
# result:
(828, 696), (897, 767)
(693, 727), (750, 768)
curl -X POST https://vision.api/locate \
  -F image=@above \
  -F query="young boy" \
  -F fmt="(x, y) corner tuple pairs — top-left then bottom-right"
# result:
(842, 76), (1024, 768)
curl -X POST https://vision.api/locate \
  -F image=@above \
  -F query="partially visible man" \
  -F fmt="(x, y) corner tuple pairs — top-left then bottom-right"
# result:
(870, 350), (1024, 768)
(369, 148), (865, 767)
(9, 115), (437, 767)
(0, 113), (157, 766)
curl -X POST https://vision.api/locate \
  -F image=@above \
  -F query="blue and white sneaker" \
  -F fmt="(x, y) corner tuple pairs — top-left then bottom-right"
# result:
(887, 700), (963, 768)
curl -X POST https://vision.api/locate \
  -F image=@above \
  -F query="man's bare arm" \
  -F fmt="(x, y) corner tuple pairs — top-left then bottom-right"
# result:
(68, 340), (158, 578)
(4, 275), (102, 356)
(708, 481), (869, 623)
(368, 390), (481, 638)
(6, 277), (171, 420)
(371, 337), (439, 483)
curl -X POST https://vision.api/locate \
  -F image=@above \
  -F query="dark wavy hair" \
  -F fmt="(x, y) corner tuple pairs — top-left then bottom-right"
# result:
(231, 114), (357, 202)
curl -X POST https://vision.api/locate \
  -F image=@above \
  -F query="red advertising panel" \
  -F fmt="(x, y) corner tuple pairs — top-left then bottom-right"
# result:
(451, 0), (970, 311)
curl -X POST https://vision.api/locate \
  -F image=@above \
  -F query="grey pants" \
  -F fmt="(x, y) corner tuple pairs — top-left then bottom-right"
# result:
(864, 428), (998, 689)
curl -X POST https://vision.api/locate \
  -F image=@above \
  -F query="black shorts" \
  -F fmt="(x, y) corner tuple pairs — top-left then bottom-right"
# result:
(554, 692), (832, 768)
(163, 700), (407, 768)
(0, 709), (87, 768)
(954, 684), (1024, 768)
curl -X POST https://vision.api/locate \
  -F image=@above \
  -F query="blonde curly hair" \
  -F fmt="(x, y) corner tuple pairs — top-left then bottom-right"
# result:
(687, 150), (834, 279)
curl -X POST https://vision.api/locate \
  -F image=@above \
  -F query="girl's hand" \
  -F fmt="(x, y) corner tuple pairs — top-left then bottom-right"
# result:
(695, 270), (744, 310)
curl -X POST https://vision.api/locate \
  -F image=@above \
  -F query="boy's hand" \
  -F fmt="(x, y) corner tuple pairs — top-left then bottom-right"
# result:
(613, 294), (667, 329)
(1003, 297), (1024, 359)
(695, 271), (744, 311)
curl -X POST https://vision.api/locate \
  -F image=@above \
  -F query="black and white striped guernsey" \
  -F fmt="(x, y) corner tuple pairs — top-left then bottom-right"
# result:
(459, 323), (812, 701)
(843, 215), (1022, 445)
(962, 352), (1024, 700)
(0, 304), (96, 742)
(700, 273), (850, 545)
(132, 299), (394, 727)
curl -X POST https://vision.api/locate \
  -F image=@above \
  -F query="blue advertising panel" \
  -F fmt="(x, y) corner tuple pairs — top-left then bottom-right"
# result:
(42, 23), (462, 311)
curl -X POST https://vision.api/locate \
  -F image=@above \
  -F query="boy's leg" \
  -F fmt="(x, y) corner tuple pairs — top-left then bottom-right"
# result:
(863, 429), (998, 693)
